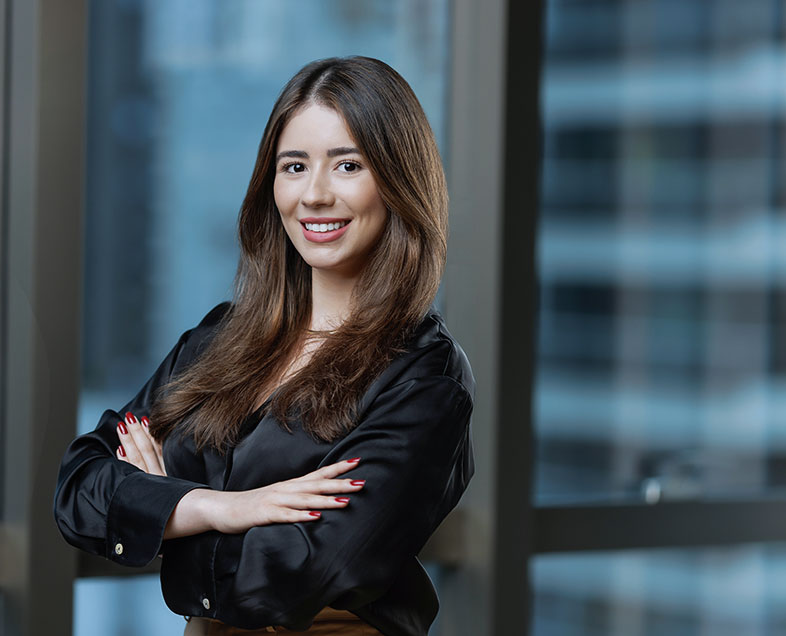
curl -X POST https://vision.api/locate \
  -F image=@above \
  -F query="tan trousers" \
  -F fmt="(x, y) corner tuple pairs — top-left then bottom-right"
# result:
(183, 606), (383, 635)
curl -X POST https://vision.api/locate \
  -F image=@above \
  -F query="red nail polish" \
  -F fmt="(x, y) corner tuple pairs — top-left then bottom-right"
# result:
(335, 497), (350, 503)
(125, 412), (137, 423)
(118, 445), (126, 457)
(347, 457), (361, 463)
(309, 511), (321, 518)
(117, 422), (128, 435)
(141, 416), (149, 428)
(350, 480), (365, 486)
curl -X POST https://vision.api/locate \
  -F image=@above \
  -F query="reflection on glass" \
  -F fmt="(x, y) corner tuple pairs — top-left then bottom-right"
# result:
(74, 576), (184, 636)
(533, 546), (786, 635)
(77, 1), (449, 635)
(535, 0), (786, 503)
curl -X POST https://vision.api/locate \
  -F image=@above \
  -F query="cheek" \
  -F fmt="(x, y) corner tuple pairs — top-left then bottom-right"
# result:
(367, 195), (389, 237)
(353, 181), (387, 226)
(358, 205), (389, 254)
(273, 179), (296, 215)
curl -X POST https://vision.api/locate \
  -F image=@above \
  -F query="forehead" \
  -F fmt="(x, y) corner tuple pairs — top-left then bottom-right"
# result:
(277, 104), (356, 152)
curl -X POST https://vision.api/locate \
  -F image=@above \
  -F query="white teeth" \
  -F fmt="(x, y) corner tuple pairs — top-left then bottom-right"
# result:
(304, 221), (348, 232)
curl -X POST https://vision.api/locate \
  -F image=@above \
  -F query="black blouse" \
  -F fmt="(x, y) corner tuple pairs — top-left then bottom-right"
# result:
(53, 302), (475, 636)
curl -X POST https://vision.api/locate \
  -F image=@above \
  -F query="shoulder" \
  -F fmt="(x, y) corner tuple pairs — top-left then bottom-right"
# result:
(176, 301), (233, 361)
(384, 307), (475, 399)
(195, 300), (232, 330)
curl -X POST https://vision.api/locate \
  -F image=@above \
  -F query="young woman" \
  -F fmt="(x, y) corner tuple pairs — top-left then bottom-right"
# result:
(54, 56), (475, 636)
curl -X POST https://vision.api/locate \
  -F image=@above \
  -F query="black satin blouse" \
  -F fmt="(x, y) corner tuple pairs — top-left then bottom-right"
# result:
(53, 302), (475, 636)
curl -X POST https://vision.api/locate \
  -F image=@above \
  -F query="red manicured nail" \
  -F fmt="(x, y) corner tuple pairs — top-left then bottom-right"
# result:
(118, 445), (126, 457)
(350, 480), (365, 487)
(335, 497), (350, 503)
(309, 511), (321, 518)
(117, 421), (128, 435)
(125, 412), (137, 424)
(347, 457), (361, 463)
(141, 416), (149, 428)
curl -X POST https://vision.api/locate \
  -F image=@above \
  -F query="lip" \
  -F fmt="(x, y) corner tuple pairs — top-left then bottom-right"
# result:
(300, 218), (352, 243)
(300, 217), (350, 224)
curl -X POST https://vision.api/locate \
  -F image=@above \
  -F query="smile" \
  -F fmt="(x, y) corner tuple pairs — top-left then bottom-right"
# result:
(300, 218), (352, 243)
(304, 221), (348, 232)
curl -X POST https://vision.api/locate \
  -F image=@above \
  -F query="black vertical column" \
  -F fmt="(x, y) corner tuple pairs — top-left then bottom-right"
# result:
(492, 0), (545, 634)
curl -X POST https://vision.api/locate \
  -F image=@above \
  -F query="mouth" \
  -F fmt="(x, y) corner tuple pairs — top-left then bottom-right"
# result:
(299, 218), (352, 243)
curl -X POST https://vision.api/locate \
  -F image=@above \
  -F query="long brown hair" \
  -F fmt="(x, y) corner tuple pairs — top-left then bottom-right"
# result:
(149, 56), (448, 453)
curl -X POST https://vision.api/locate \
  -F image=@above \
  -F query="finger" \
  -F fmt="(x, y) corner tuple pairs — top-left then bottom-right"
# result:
(140, 416), (166, 473)
(140, 416), (164, 458)
(290, 457), (361, 482)
(280, 477), (366, 495)
(116, 445), (129, 462)
(271, 494), (353, 510)
(124, 412), (165, 476)
(117, 419), (149, 472)
(140, 415), (156, 442)
(269, 508), (323, 524)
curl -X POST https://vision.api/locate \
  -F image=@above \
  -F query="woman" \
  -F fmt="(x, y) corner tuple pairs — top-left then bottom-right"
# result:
(54, 56), (474, 636)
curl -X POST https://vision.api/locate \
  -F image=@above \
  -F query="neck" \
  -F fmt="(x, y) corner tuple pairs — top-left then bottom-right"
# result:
(309, 268), (358, 331)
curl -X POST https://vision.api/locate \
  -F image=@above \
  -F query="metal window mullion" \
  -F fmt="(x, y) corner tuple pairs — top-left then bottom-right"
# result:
(492, 0), (546, 634)
(534, 500), (786, 554)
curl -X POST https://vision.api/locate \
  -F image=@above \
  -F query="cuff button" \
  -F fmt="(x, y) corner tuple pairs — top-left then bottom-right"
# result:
(114, 542), (124, 555)
(202, 597), (211, 610)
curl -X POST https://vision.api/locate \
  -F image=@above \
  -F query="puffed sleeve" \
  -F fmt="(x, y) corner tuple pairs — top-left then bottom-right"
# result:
(160, 375), (474, 630)
(52, 303), (229, 567)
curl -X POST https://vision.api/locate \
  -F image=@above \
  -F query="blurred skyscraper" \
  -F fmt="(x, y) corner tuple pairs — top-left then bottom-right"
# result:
(533, 0), (786, 633)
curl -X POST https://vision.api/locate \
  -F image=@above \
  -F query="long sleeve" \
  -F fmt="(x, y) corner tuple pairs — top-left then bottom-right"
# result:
(160, 374), (474, 631)
(52, 303), (229, 566)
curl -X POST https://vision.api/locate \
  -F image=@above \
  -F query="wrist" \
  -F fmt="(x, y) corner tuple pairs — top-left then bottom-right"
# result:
(191, 488), (224, 532)
(164, 487), (223, 539)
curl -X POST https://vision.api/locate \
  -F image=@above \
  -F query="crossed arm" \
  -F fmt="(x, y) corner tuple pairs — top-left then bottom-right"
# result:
(114, 411), (366, 539)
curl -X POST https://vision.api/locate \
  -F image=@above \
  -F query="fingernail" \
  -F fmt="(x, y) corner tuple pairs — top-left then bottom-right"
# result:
(125, 412), (137, 424)
(117, 421), (128, 435)
(141, 416), (149, 428)
(347, 457), (361, 463)
(350, 480), (365, 486)
(118, 445), (126, 457)
(335, 497), (350, 503)
(309, 511), (321, 518)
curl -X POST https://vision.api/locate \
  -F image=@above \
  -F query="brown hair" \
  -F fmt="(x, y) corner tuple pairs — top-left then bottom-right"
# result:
(149, 56), (448, 453)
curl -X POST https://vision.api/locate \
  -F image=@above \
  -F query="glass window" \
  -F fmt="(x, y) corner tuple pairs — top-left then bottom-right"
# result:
(77, 1), (450, 634)
(535, 0), (786, 504)
(74, 576), (184, 636)
(533, 546), (786, 635)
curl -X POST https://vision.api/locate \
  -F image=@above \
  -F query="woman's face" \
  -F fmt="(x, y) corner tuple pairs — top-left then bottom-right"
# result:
(273, 103), (388, 279)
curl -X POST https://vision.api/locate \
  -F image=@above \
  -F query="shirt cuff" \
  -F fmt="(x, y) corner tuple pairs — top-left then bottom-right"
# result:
(106, 470), (209, 567)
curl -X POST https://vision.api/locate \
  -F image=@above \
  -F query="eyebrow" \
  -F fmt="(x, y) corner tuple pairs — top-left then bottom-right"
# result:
(275, 147), (361, 163)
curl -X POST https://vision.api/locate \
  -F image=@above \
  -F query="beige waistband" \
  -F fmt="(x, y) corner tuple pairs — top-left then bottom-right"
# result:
(184, 606), (382, 635)
(311, 607), (362, 621)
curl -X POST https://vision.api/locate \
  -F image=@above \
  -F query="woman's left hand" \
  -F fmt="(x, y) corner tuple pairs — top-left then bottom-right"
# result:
(116, 412), (167, 476)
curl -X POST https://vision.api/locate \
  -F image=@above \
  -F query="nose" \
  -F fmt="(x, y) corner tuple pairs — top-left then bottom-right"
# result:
(301, 170), (335, 208)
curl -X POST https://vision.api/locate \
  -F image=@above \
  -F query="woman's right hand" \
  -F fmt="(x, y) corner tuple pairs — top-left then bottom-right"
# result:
(208, 457), (365, 534)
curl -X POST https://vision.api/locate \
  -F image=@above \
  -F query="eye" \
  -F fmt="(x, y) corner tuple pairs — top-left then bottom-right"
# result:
(282, 162), (306, 174)
(337, 161), (361, 173)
